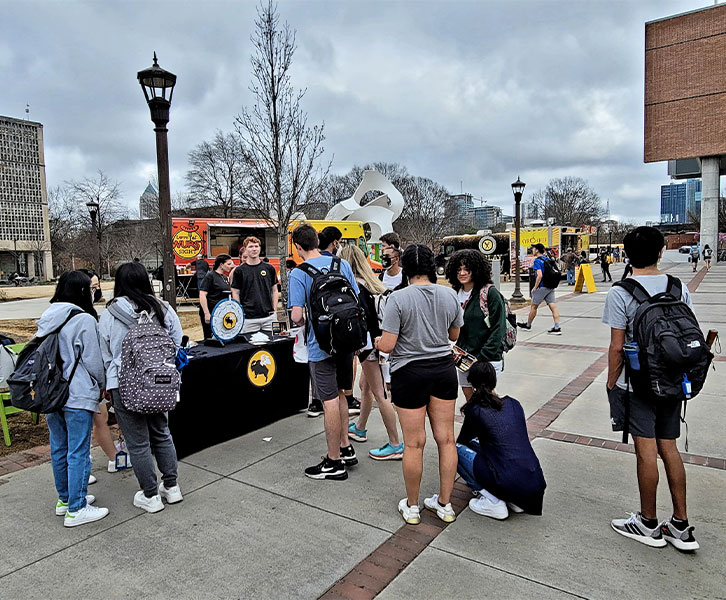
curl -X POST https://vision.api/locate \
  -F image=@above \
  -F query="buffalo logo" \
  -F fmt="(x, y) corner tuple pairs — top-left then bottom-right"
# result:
(247, 350), (276, 387)
(260, 270), (267, 277)
(223, 312), (238, 330)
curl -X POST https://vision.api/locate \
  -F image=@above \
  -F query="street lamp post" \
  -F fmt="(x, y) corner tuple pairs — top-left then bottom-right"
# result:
(510, 177), (526, 305)
(138, 52), (177, 310)
(86, 199), (102, 276)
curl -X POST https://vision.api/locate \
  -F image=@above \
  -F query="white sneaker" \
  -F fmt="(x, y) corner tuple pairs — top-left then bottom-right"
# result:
(507, 502), (524, 514)
(88, 474), (97, 485)
(133, 491), (165, 513)
(56, 495), (95, 516)
(63, 504), (109, 527)
(107, 460), (118, 473)
(398, 498), (421, 525)
(423, 494), (456, 523)
(469, 496), (509, 520)
(159, 483), (183, 504)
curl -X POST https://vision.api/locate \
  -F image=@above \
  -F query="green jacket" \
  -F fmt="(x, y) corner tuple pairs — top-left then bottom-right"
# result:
(457, 285), (506, 362)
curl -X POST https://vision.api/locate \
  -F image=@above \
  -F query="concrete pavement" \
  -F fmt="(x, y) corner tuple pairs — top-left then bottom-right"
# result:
(0, 258), (724, 599)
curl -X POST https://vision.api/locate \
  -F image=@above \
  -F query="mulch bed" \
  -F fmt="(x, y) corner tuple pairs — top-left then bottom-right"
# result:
(0, 412), (49, 457)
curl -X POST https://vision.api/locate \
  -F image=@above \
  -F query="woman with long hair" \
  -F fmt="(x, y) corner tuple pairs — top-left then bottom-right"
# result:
(457, 361), (546, 520)
(39, 270), (109, 527)
(445, 249), (507, 400)
(375, 244), (463, 525)
(199, 253), (234, 339)
(98, 261), (184, 514)
(339, 245), (403, 461)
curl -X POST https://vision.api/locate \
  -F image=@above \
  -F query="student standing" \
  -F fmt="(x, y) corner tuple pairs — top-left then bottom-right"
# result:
(198, 254), (234, 339)
(231, 237), (279, 334)
(376, 244), (464, 525)
(40, 271), (109, 527)
(288, 224), (360, 480)
(99, 262), (184, 513)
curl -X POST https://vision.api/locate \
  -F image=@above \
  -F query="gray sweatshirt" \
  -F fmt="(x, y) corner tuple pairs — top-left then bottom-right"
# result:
(98, 296), (183, 390)
(35, 302), (105, 413)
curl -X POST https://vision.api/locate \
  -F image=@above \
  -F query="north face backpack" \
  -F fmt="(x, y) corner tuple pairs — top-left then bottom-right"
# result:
(479, 284), (517, 353)
(298, 256), (368, 356)
(614, 276), (712, 401)
(107, 302), (180, 414)
(8, 310), (84, 413)
(541, 257), (561, 289)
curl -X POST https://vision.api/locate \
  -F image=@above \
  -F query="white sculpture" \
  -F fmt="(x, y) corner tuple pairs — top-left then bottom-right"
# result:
(325, 170), (404, 243)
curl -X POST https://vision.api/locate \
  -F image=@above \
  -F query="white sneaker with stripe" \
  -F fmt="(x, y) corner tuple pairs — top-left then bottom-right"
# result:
(611, 512), (666, 548)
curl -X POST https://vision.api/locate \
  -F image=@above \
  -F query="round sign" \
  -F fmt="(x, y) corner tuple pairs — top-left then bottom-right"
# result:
(210, 299), (245, 342)
(172, 228), (203, 259)
(478, 235), (497, 255)
(247, 349), (276, 387)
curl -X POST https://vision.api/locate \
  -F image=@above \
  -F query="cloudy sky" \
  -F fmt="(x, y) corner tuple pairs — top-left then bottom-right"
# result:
(2, 0), (713, 222)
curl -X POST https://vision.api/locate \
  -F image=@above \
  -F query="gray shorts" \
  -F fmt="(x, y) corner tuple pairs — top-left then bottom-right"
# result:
(309, 354), (354, 402)
(607, 385), (681, 439)
(532, 286), (556, 306)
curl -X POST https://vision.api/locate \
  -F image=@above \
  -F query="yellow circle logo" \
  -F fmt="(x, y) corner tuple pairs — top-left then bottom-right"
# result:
(248, 350), (276, 387)
(172, 229), (203, 259)
(478, 236), (496, 255)
(222, 312), (238, 330)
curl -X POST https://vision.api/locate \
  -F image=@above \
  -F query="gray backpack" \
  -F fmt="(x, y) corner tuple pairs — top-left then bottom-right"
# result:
(107, 302), (180, 414)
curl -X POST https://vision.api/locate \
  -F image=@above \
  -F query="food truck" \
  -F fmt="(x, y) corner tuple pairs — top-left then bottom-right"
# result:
(510, 225), (591, 274)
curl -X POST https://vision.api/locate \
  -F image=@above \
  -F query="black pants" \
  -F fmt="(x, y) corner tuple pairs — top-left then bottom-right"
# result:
(601, 264), (612, 281)
(199, 307), (212, 339)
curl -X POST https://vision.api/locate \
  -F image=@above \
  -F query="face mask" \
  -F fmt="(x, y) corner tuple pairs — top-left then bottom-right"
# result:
(93, 288), (103, 303)
(381, 255), (393, 269)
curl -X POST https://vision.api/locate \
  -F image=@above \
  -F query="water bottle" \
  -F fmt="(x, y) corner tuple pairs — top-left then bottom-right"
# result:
(623, 343), (640, 370)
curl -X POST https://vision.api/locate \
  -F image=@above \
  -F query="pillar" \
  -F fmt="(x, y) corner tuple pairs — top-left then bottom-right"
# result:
(43, 250), (53, 281)
(700, 157), (720, 261)
(26, 253), (36, 279)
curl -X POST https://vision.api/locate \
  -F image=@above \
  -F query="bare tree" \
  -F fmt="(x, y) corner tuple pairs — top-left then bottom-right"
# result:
(186, 131), (246, 217)
(48, 185), (85, 273)
(235, 0), (330, 300)
(687, 194), (726, 232)
(530, 177), (605, 227)
(395, 176), (453, 248)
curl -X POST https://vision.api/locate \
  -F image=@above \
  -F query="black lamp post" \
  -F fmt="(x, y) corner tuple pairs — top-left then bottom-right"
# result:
(511, 177), (526, 304)
(86, 199), (102, 276)
(138, 52), (177, 309)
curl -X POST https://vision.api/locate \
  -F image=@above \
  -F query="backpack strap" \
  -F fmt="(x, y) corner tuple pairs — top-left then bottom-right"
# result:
(330, 255), (342, 273)
(612, 279), (651, 305)
(478, 284), (492, 318)
(665, 275), (682, 299)
(297, 262), (322, 279)
(107, 301), (139, 328)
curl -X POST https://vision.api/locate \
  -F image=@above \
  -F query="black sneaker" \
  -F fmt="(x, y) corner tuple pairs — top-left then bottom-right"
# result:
(517, 322), (531, 330)
(304, 456), (348, 480)
(347, 396), (361, 416)
(340, 445), (358, 467)
(307, 398), (324, 418)
(547, 327), (562, 335)
(660, 518), (700, 552)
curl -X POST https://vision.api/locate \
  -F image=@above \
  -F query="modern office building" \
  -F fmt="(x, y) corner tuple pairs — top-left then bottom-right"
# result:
(448, 193), (474, 232)
(139, 181), (158, 219)
(660, 178), (701, 224)
(0, 115), (52, 279)
(472, 204), (503, 229)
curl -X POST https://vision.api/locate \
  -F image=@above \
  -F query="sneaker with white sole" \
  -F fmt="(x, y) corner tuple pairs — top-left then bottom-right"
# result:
(107, 460), (118, 473)
(507, 502), (524, 514)
(56, 495), (95, 516)
(470, 496), (509, 520)
(159, 483), (184, 504)
(660, 518), (699, 552)
(307, 398), (324, 418)
(63, 504), (109, 527)
(304, 456), (348, 480)
(398, 498), (421, 525)
(339, 445), (358, 467)
(423, 494), (456, 523)
(348, 422), (367, 442)
(368, 442), (404, 461)
(611, 512), (667, 548)
(547, 327), (562, 335)
(88, 474), (97, 485)
(133, 491), (165, 513)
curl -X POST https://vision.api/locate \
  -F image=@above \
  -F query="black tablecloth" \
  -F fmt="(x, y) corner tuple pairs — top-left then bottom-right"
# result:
(169, 336), (309, 458)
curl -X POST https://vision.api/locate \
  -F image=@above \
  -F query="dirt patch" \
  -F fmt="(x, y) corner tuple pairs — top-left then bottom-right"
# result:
(0, 319), (38, 344)
(0, 412), (48, 456)
(0, 281), (114, 302)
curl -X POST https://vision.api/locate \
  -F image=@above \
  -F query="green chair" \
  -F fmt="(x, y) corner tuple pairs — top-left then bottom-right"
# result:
(0, 343), (39, 446)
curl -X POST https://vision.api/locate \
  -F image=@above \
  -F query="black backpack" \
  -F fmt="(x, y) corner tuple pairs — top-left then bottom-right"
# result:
(8, 310), (84, 413)
(541, 257), (561, 289)
(298, 256), (367, 356)
(614, 276), (712, 402)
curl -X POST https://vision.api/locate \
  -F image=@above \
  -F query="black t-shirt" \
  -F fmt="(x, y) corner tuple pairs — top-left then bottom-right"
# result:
(199, 270), (231, 312)
(231, 262), (278, 318)
(194, 259), (209, 280)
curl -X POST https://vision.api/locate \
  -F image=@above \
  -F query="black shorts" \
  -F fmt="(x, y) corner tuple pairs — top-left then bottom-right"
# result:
(391, 355), (458, 410)
(309, 353), (354, 401)
(607, 385), (681, 439)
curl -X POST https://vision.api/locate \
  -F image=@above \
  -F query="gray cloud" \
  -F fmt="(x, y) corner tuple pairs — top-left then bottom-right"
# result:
(2, 0), (707, 222)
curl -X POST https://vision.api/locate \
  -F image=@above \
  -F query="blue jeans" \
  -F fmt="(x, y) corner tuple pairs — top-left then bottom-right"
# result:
(456, 439), (482, 492)
(567, 267), (575, 285)
(46, 408), (94, 512)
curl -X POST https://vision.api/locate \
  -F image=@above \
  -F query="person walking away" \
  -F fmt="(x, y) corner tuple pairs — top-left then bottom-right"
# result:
(198, 254), (234, 339)
(562, 248), (577, 286)
(690, 244), (700, 273)
(445, 249), (506, 400)
(288, 224), (361, 480)
(39, 271), (109, 526)
(601, 248), (613, 282)
(702, 244), (712, 271)
(339, 245), (403, 461)
(517, 244), (561, 335)
(231, 237), (279, 334)
(194, 252), (209, 294)
(99, 262), (184, 513)
(456, 362), (546, 519)
(375, 244), (464, 525)
(603, 227), (699, 550)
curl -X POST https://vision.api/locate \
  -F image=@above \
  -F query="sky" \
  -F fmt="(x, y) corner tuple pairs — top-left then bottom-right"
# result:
(1, 0), (715, 223)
